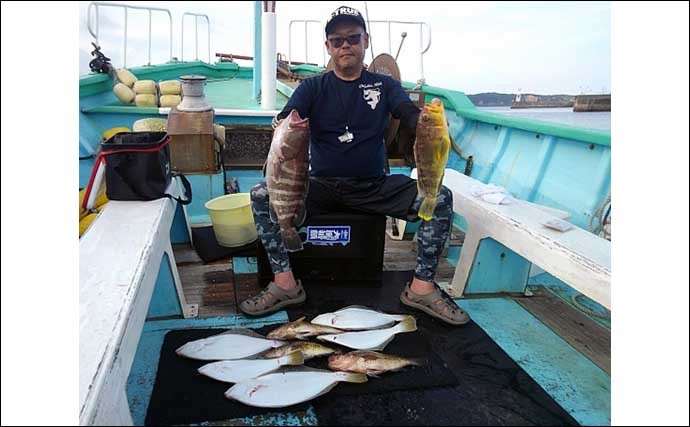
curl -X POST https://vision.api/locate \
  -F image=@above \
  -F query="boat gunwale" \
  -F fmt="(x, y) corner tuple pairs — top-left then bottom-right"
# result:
(79, 61), (611, 147)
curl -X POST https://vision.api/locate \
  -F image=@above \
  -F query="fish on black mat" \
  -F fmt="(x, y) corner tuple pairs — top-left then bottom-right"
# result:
(175, 328), (287, 361)
(146, 272), (579, 426)
(225, 367), (367, 408)
(198, 352), (305, 383)
(328, 350), (426, 377)
(311, 305), (413, 330)
(318, 317), (417, 351)
(262, 341), (341, 360)
(266, 316), (344, 340)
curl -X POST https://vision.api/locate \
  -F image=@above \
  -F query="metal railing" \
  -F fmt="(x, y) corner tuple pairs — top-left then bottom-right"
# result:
(288, 20), (326, 67)
(181, 12), (211, 63)
(366, 20), (431, 81)
(87, 1), (173, 67)
(286, 19), (431, 81)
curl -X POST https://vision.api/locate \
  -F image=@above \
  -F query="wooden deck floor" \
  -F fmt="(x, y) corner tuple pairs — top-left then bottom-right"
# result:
(515, 286), (611, 374)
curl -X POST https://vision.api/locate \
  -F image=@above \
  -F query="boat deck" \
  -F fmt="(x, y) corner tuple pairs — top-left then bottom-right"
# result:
(129, 227), (610, 425)
(170, 223), (611, 388)
(173, 225), (610, 374)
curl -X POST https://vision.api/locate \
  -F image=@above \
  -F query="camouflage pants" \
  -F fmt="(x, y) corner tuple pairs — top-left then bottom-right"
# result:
(250, 175), (453, 282)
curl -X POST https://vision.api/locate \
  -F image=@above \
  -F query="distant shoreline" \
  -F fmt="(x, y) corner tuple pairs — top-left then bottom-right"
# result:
(468, 92), (575, 107)
(468, 92), (610, 112)
(511, 101), (574, 109)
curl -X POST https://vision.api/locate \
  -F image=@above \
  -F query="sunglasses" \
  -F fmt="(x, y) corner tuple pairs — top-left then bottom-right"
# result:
(327, 32), (365, 48)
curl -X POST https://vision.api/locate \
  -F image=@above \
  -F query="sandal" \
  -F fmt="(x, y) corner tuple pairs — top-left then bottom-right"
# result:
(239, 280), (306, 316)
(400, 281), (470, 325)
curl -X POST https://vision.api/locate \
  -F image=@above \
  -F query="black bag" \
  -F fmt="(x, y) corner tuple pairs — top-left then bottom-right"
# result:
(99, 132), (191, 204)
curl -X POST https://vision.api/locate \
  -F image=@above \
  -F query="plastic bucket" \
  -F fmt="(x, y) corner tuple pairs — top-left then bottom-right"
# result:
(204, 193), (257, 247)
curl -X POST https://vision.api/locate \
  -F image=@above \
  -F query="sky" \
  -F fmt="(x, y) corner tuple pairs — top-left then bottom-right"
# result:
(78, 1), (611, 95)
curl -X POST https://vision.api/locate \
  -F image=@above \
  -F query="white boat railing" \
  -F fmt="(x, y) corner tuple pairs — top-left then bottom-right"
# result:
(288, 20), (326, 67)
(181, 12), (211, 63)
(366, 20), (431, 82)
(287, 19), (431, 81)
(87, 1), (173, 67)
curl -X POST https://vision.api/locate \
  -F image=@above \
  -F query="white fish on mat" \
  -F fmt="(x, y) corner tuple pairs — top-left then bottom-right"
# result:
(317, 317), (417, 351)
(311, 305), (413, 330)
(175, 329), (287, 361)
(198, 352), (305, 383)
(225, 367), (367, 408)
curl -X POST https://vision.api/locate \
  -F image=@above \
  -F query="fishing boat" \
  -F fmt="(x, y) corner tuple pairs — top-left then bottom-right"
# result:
(79, 2), (611, 425)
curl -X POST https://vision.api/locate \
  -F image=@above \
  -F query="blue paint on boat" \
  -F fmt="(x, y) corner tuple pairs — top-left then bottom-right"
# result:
(170, 203), (191, 244)
(464, 238), (531, 295)
(456, 298), (611, 426)
(233, 257), (259, 274)
(188, 174), (227, 225)
(146, 252), (183, 319)
(446, 246), (461, 267)
(229, 169), (264, 193)
(446, 114), (611, 231)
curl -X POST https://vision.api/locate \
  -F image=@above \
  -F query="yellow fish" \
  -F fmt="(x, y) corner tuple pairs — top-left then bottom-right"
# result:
(414, 99), (450, 221)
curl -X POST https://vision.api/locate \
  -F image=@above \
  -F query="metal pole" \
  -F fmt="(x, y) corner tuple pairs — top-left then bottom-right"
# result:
(148, 10), (151, 65)
(169, 11), (172, 61)
(253, 0), (262, 99)
(195, 16), (199, 61)
(288, 21), (293, 66)
(388, 22), (391, 54)
(304, 22), (308, 65)
(419, 23), (424, 81)
(123, 7), (128, 67)
(394, 32), (407, 61)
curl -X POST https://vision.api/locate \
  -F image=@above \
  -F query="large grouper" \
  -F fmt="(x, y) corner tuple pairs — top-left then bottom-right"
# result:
(265, 109), (311, 251)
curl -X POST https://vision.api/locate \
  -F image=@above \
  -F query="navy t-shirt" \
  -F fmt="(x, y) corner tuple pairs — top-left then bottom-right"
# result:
(277, 70), (413, 177)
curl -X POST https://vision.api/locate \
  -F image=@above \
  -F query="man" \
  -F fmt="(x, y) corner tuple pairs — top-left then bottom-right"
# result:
(240, 6), (469, 326)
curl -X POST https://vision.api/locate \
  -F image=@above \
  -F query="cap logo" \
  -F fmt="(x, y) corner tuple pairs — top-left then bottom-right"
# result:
(333, 7), (360, 18)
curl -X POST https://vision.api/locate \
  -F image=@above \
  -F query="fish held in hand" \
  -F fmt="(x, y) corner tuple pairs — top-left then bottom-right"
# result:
(225, 368), (367, 408)
(175, 329), (286, 361)
(198, 352), (304, 383)
(414, 99), (451, 221)
(266, 109), (310, 252)
(328, 350), (425, 377)
(311, 305), (413, 331)
(317, 317), (417, 351)
(262, 341), (341, 360)
(267, 316), (344, 340)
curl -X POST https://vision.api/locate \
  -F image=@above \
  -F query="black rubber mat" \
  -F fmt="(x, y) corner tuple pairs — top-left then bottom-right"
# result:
(146, 326), (456, 425)
(145, 271), (578, 426)
(190, 226), (258, 263)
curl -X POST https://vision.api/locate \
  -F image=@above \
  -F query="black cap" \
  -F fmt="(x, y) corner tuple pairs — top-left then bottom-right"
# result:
(325, 6), (367, 36)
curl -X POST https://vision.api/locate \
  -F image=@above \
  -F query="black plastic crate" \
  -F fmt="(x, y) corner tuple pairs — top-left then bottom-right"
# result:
(257, 212), (386, 287)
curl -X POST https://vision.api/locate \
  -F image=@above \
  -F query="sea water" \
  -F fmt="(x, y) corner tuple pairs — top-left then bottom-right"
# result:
(478, 107), (610, 131)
